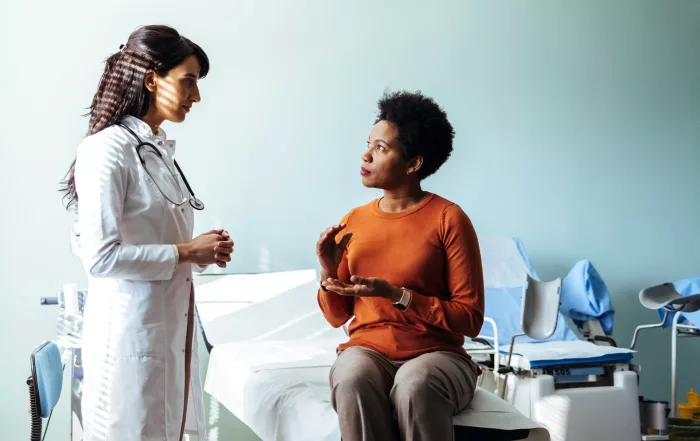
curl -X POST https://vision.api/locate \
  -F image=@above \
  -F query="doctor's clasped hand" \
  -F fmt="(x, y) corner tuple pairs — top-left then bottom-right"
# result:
(179, 229), (234, 268)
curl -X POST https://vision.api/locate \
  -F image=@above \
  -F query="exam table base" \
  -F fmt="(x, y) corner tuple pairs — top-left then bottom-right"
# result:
(480, 367), (640, 441)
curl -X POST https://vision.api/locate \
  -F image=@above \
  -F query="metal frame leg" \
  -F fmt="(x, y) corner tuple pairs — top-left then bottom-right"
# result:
(630, 310), (670, 350)
(499, 333), (525, 399)
(671, 311), (682, 417)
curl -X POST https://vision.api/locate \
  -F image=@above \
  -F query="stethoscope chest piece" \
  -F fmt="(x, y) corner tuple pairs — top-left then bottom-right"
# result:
(190, 197), (205, 210)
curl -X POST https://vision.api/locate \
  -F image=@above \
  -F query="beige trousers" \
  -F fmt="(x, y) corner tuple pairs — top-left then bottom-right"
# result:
(330, 346), (478, 441)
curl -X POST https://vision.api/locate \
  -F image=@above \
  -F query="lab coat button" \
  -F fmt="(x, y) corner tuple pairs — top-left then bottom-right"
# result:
(181, 208), (185, 213)
(186, 277), (191, 282)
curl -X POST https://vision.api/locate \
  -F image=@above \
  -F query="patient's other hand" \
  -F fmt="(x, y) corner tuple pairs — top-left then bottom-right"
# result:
(316, 224), (352, 280)
(323, 276), (402, 302)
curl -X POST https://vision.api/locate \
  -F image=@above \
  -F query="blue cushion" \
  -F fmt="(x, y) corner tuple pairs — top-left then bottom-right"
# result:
(33, 341), (63, 418)
(561, 260), (615, 335)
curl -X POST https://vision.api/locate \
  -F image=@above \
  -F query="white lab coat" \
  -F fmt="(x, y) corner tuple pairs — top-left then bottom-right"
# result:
(74, 115), (207, 440)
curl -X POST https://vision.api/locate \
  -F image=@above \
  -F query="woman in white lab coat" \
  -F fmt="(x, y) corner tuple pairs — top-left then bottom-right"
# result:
(59, 25), (232, 441)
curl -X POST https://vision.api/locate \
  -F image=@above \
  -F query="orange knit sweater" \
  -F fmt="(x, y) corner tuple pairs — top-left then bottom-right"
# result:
(317, 193), (485, 361)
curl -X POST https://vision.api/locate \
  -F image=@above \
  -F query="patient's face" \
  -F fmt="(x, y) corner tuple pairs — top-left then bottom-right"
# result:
(361, 120), (409, 189)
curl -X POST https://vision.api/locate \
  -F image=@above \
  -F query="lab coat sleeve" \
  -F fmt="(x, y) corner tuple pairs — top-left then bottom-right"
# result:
(74, 138), (179, 281)
(193, 263), (208, 273)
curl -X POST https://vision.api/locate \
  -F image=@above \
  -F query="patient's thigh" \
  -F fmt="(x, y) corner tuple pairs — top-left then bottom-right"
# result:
(329, 346), (397, 393)
(392, 351), (477, 414)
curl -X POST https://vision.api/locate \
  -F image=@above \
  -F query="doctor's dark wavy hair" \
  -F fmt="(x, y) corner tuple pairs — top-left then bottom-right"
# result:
(59, 25), (210, 210)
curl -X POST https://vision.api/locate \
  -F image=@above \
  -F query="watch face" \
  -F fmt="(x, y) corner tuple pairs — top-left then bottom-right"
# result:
(393, 302), (407, 310)
(392, 288), (410, 310)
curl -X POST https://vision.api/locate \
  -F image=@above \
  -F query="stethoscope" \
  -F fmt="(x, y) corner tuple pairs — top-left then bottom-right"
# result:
(117, 122), (205, 210)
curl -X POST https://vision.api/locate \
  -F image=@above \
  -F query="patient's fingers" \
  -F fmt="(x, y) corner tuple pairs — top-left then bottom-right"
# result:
(323, 279), (346, 293)
(319, 224), (341, 238)
(326, 278), (350, 287)
(319, 224), (347, 242)
(349, 276), (373, 286)
(325, 279), (371, 296)
(317, 227), (335, 253)
(337, 232), (353, 252)
(333, 285), (370, 296)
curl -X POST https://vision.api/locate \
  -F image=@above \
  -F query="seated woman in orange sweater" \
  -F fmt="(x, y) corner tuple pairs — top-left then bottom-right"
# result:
(316, 90), (485, 441)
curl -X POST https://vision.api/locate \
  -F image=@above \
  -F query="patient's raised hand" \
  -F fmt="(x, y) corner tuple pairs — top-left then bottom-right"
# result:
(316, 224), (352, 281)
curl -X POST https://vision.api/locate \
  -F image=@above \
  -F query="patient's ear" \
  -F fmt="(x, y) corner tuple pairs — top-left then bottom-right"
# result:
(407, 156), (424, 176)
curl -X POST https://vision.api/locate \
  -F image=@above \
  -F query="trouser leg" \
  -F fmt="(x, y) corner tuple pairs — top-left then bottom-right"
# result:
(330, 346), (400, 441)
(390, 352), (478, 441)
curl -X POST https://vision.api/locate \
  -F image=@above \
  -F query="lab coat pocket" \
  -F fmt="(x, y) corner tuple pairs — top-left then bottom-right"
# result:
(112, 280), (166, 357)
(108, 355), (166, 439)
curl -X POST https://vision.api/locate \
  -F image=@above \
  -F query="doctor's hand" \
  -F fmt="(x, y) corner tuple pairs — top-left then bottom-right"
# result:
(316, 224), (352, 281)
(178, 231), (234, 268)
(322, 276), (402, 302)
(203, 229), (233, 268)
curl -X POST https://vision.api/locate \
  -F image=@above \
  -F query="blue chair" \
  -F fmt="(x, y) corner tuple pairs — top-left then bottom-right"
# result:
(27, 341), (63, 441)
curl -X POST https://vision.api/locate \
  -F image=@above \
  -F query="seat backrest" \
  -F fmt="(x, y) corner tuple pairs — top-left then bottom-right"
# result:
(521, 274), (562, 340)
(30, 341), (63, 418)
(479, 236), (539, 288)
(639, 283), (700, 313)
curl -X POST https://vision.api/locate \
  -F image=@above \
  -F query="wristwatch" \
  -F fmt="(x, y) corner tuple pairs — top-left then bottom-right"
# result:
(393, 288), (411, 310)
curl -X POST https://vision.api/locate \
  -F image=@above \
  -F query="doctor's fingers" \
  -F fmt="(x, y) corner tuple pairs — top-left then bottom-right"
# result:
(215, 252), (231, 262)
(204, 229), (230, 239)
(215, 240), (234, 252)
(215, 238), (234, 248)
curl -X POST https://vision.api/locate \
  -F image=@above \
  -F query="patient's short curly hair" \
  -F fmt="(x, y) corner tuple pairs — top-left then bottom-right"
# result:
(375, 90), (455, 180)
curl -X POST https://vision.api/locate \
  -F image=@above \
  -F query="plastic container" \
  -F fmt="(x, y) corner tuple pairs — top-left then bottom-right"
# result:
(678, 389), (700, 420)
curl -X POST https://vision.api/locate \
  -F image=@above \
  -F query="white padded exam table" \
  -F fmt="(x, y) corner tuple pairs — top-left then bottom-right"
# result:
(195, 269), (550, 441)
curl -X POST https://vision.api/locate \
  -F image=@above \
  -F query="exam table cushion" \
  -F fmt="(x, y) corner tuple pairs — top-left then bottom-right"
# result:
(204, 340), (550, 441)
(500, 340), (635, 369)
